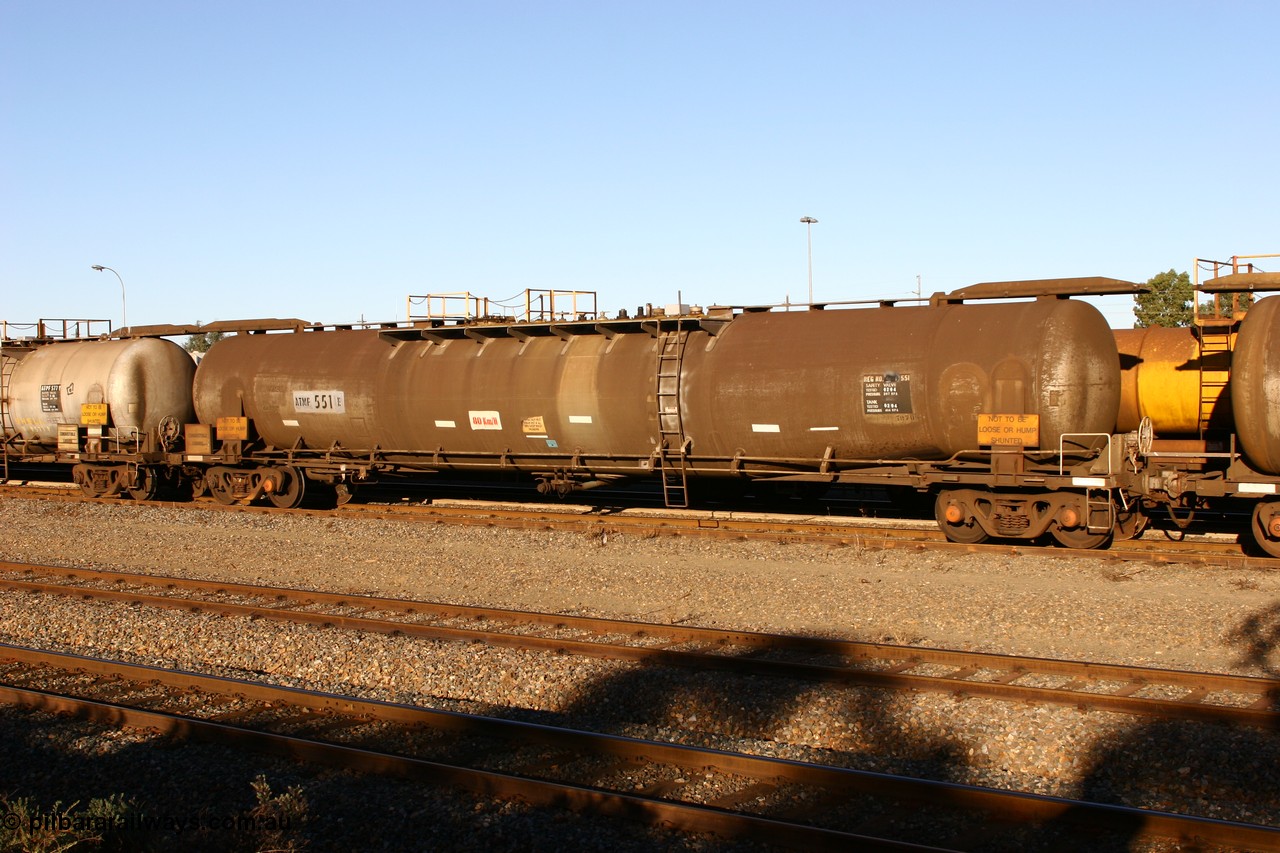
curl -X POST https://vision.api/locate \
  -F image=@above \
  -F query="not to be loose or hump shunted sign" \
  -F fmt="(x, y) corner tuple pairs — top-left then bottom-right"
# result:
(977, 413), (1040, 447)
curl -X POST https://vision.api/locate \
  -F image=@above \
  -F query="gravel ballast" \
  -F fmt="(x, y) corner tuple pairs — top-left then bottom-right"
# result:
(1, 496), (1278, 851)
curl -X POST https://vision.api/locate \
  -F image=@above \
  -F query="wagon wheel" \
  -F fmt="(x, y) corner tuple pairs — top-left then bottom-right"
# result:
(1251, 501), (1280, 559)
(127, 467), (160, 501)
(934, 492), (989, 544)
(267, 466), (307, 509)
(1050, 525), (1113, 550)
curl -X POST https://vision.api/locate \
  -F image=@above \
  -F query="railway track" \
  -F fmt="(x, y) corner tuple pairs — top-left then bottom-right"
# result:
(0, 482), (1273, 568)
(2, 643), (1277, 851)
(2, 561), (1276, 728)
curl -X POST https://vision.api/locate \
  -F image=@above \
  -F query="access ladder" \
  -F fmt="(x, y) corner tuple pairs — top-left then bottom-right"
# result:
(1194, 316), (1235, 437)
(0, 348), (23, 481)
(655, 328), (689, 508)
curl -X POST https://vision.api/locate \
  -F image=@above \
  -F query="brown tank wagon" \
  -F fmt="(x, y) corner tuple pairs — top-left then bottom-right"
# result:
(193, 297), (1119, 466)
(190, 279), (1133, 547)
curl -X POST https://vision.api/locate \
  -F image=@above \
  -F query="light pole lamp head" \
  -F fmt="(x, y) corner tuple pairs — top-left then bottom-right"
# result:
(800, 216), (818, 225)
(90, 264), (126, 331)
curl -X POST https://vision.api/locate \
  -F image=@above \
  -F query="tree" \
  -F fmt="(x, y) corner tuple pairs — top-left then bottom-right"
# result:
(1133, 269), (1193, 328)
(1132, 268), (1255, 328)
(1201, 288), (1253, 319)
(184, 328), (225, 353)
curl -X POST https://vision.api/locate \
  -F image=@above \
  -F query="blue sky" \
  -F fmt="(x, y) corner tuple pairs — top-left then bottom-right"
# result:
(2, 1), (1276, 332)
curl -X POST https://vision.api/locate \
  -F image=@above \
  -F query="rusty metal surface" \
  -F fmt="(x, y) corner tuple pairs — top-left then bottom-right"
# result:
(194, 327), (657, 462)
(123, 318), (312, 338)
(193, 299), (1119, 471)
(1114, 327), (1216, 435)
(1233, 296), (1280, 474)
(681, 299), (1118, 461)
(1200, 271), (1280, 293)
(938, 276), (1145, 301)
(5, 338), (195, 444)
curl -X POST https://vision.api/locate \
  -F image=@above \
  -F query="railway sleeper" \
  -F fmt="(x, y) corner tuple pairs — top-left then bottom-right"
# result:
(935, 488), (1114, 549)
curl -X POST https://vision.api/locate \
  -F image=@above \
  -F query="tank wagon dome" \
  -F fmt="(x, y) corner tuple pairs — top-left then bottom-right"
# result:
(5, 337), (196, 444)
(1231, 295), (1280, 474)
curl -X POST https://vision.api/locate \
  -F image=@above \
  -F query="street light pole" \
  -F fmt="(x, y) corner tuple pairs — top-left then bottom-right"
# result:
(90, 265), (127, 332)
(799, 217), (818, 304)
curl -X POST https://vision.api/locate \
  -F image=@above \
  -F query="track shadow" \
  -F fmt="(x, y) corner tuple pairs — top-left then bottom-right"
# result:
(0, 700), (725, 852)
(5, 603), (1279, 851)
(1228, 599), (1280, 681)
(1041, 597), (1280, 846)
(544, 617), (1280, 850)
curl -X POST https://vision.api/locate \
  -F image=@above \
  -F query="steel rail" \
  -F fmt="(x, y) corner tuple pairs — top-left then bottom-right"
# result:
(3, 561), (1276, 728)
(2, 643), (1277, 851)
(0, 670), (915, 851)
(0, 483), (1271, 567)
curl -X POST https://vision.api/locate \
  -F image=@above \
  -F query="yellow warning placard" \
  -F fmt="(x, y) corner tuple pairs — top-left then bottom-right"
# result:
(977, 413), (1040, 447)
(522, 415), (546, 434)
(80, 403), (109, 425)
(216, 417), (249, 440)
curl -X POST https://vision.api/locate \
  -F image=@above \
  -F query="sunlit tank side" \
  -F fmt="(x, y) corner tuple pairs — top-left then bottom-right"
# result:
(193, 329), (658, 457)
(679, 298), (1119, 459)
(193, 297), (1118, 467)
(6, 338), (196, 444)
(1112, 327), (1224, 435)
(1231, 295), (1280, 474)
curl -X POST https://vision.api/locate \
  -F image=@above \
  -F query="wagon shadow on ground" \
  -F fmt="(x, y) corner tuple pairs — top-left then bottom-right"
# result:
(1045, 598), (1280, 841)
(3, 600), (1278, 852)
(549, 599), (1280, 850)
(0, 700), (702, 853)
